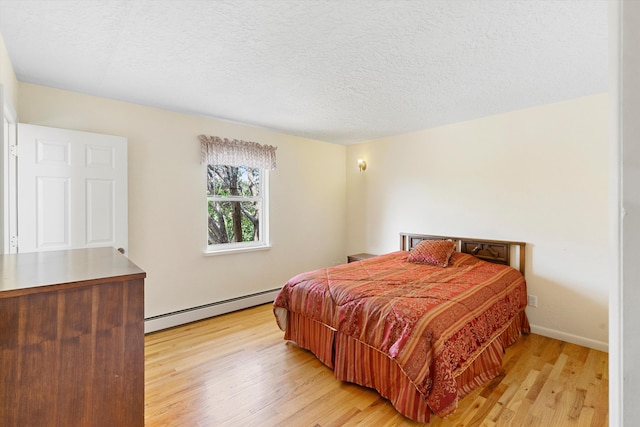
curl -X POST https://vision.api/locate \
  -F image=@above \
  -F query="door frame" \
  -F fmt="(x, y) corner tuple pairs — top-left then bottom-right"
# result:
(1, 85), (18, 254)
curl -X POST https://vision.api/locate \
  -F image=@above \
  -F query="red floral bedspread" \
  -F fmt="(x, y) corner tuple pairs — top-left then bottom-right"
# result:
(273, 251), (529, 417)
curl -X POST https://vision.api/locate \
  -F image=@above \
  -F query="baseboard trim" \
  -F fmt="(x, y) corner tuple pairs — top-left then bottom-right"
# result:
(530, 324), (608, 352)
(144, 288), (282, 333)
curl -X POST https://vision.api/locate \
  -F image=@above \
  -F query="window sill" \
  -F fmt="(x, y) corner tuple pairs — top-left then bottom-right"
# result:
(204, 245), (272, 256)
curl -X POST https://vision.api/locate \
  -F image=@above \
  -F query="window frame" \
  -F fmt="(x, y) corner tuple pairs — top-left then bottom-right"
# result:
(205, 165), (270, 255)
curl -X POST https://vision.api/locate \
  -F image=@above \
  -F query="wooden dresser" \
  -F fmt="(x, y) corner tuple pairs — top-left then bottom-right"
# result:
(0, 247), (146, 427)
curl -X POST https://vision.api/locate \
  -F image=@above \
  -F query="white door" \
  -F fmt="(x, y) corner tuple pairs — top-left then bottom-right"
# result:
(17, 124), (128, 254)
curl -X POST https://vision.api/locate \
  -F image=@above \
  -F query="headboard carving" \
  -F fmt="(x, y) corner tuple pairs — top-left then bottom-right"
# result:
(400, 233), (526, 275)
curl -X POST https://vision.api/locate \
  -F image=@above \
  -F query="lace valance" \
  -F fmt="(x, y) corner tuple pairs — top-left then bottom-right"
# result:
(199, 135), (277, 170)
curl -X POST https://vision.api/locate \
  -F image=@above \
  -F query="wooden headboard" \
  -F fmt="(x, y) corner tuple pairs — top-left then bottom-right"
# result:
(400, 232), (526, 275)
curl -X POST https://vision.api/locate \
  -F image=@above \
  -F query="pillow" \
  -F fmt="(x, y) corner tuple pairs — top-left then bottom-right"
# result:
(407, 239), (456, 267)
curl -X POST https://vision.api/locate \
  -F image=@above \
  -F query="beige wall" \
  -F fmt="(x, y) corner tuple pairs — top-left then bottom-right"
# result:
(12, 72), (610, 349)
(0, 33), (18, 110)
(346, 94), (609, 350)
(18, 82), (347, 318)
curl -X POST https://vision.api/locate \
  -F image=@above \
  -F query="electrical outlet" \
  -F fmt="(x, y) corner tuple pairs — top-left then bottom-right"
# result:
(527, 295), (538, 308)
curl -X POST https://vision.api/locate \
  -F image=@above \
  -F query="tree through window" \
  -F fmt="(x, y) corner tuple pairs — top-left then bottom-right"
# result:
(207, 164), (264, 246)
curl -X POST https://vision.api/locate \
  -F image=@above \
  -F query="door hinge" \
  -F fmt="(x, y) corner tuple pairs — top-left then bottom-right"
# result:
(9, 145), (17, 157)
(10, 235), (18, 249)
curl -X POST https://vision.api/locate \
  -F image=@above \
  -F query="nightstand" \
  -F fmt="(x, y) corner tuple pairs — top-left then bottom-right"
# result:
(347, 253), (377, 263)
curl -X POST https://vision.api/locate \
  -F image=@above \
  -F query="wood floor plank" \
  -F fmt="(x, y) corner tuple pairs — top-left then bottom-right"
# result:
(144, 304), (608, 426)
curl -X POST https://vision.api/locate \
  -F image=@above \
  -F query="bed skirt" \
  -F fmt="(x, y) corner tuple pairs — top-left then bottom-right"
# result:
(283, 309), (530, 423)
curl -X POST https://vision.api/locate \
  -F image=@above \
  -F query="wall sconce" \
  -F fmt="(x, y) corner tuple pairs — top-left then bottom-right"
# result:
(357, 159), (367, 172)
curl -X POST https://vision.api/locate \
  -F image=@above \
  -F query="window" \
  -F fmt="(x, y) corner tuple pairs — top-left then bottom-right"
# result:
(206, 164), (268, 251)
(199, 134), (276, 254)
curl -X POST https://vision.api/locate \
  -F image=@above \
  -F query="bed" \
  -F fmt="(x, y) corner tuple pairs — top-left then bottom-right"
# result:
(273, 233), (529, 422)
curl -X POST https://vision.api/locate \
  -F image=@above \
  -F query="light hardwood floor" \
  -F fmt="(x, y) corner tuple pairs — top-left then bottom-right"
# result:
(144, 304), (608, 426)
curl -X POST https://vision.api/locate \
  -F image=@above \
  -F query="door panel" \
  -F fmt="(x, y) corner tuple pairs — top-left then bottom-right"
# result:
(36, 176), (70, 248)
(86, 179), (114, 245)
(18, 124), (128, 254)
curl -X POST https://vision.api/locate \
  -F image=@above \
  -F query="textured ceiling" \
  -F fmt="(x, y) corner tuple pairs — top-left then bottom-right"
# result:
(0, 0), (607, 145)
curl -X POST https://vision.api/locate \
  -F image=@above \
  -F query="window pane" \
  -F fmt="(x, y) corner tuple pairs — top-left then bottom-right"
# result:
(208, 200), (261, 244)
(207, 165), (260, 197)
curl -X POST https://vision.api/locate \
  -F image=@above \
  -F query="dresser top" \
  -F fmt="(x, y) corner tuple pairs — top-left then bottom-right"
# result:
(0, 247), (146, 297)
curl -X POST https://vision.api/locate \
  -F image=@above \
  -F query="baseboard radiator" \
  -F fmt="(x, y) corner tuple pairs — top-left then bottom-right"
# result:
(144, 288), (281, 333)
